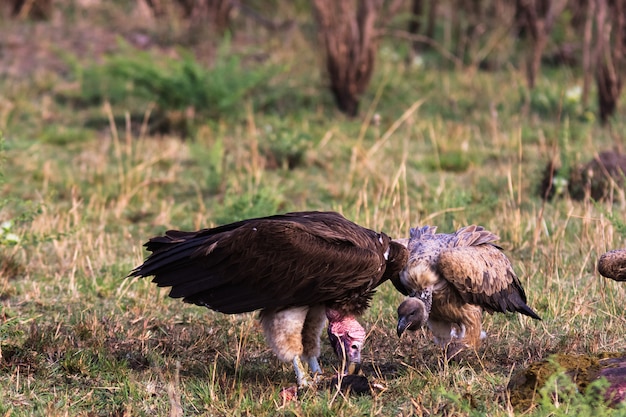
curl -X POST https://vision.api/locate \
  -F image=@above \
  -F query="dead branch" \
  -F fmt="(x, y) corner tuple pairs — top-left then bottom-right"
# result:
(312, 0), (384, 116)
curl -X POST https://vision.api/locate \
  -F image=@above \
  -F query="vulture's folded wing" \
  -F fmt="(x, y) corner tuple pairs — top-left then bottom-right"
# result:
(450, 225), (502, 248)
(436, 245), (541, 319)
(130, 213), (391, 314)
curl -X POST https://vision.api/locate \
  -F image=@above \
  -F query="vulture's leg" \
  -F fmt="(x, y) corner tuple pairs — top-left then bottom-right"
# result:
(292, 356), (311, 387)
(428, 319), (452, 347)
(260, 307), (314, 387)
(301, 305), (326, 380)
(455, 325), (486, 341)
(459, 307), (483, 349)
(430, 321), (464, 360)
(306, 357), (322, 375)
(451, 324), (466, 339)
(443, 309), (483, 360)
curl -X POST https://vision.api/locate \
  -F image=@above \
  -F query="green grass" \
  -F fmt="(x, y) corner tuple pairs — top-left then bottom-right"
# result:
(1, 2), (626, 416)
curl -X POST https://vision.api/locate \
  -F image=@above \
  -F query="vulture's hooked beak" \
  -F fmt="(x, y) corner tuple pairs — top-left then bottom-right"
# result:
(397, 316), (412, 338)
(347, 361), (361, 375)
(345, 339), (362, 375)
(396, 296), (429, 338)
(331, 334), (362, 375)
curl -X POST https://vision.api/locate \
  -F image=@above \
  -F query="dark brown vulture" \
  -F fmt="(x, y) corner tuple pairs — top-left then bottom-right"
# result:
(129, 211), (408, 387)
(393, 225), (541, 357)
(598, 249), (626, 281)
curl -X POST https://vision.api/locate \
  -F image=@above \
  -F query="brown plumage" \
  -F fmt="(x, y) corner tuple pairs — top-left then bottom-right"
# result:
(394, 225), (541, 357)
(598, 249), (626, 281)
(129, 211), (408, 387)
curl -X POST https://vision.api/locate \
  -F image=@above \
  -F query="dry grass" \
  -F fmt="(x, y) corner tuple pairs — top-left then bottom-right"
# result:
(1, 1), (626, 416)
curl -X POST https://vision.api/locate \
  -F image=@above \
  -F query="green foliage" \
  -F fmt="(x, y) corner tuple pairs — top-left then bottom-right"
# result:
(0, 313), (23, 355)
(596, 202), (626, 236)
(423, 149), (479, 173)
(260, 123), (311, 170)
(526, 81), (595, 122)
(0, 134), (18, 247)
(533, 371), (618, 416)
(213, 185), (285, 225)
(0, 220), (20, 246)
(73, 39), (277, 123)
(188, 137), (225, 193)
(0, 132), (4, 181)
(39, 125), (95, 145)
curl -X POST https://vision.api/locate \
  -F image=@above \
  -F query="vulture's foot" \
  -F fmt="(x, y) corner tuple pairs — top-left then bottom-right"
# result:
(444, 342), (470, 362)
(293, 356), (321, 388)
(305, 356), (322, 379)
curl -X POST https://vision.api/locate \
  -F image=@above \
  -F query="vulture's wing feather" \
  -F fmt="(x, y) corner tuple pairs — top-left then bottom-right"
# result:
(131, 231), (232, 290)
(407, 226), (437, 252)
(450, 225), (502, 248)
(130, 212), (393, 314)
(436, 245), (541, 319)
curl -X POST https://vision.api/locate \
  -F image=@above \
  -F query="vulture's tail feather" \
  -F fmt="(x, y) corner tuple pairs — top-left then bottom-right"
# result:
(128, 233), (231, 295)
(517, 303), (541, 320)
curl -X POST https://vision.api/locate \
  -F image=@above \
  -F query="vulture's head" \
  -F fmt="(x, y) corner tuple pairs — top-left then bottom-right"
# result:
(396, 297), (429, 337)
(326, 312), (366, 375)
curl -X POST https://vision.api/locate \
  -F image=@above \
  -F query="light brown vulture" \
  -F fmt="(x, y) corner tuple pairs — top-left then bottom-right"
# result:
(393, 225), (541, 357)
(129, 211), (408, 387)
(598, 249), (626, 281)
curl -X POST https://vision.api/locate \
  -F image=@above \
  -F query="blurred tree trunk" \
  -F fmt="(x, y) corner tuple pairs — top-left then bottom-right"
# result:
(408, 0), (423, 53)
(581, 0), (595, 107)
(407, 0), (438, 54)
(312, 0), (384, 116)
(515, 0), (567, 88)
(454, 0), (489, 63)
(594, 0), (625, 123)
(191, 0), (233, 34)
(145, 0), (233, 34)
(426, 1), (438, 41)
(7, 0), (52, 19)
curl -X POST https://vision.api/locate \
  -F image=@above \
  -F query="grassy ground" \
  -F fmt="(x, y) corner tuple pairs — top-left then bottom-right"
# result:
(1, 2), (625, 416)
